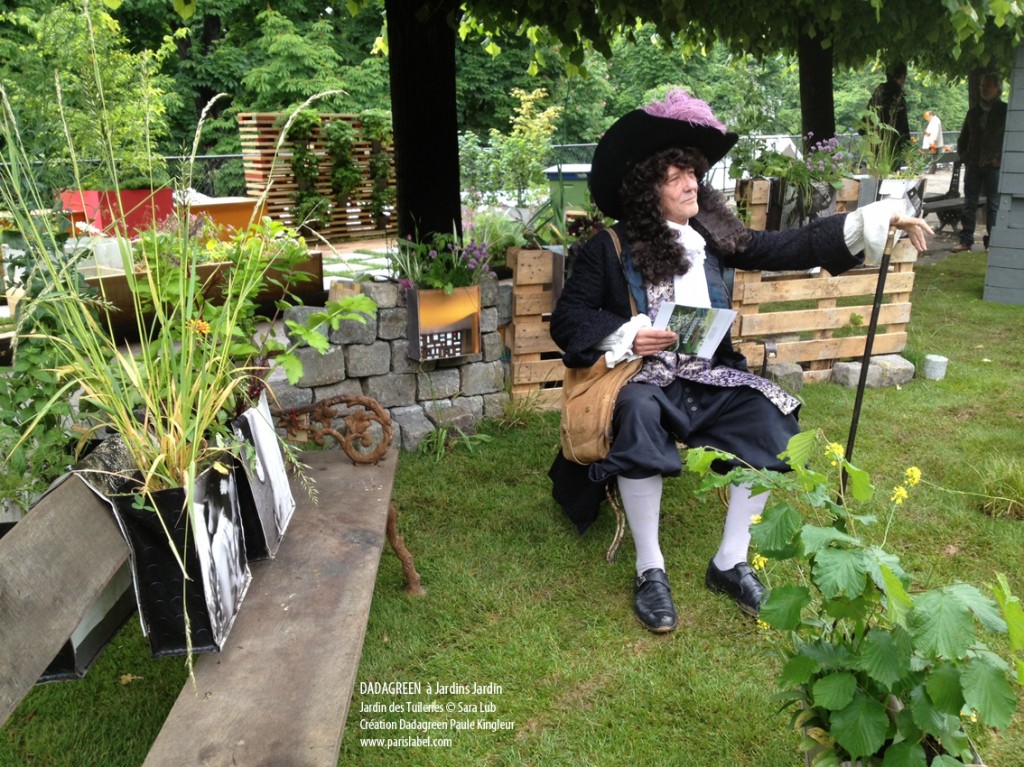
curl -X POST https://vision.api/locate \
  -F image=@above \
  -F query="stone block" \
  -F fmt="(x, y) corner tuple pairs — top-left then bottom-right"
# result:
(874, 354), (916, 386)
(329, 314), (376, 346)
(283, 305), (329, 348)
(483, 391), (510, 418)
(832, 355), (914, 388)
(390, 339), (421, 374)
(461, 360), (505, 396)
(479, 277), (499, 308)
(313, 379), (365, 401)
(417, 368), (461, 400)
(480, 306), (499, 334)
(391, 405), (434, 452)
(425, 401), (478, 435)
(495, 282), (513, 328)
(265, 378), (314, 411)
(766, 362), (804, 393)
(345, 341), (391, 378)
(377, 306), (408, 341)
(362, 280), (400, 309)
(295, 345), (346, 387)
(482, 331), (506, 363)
(832, 360), (881, 389)
(364, 372), (417, 408)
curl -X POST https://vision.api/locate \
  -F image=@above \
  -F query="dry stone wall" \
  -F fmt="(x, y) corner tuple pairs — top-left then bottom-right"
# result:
(270, 278), (513, 451)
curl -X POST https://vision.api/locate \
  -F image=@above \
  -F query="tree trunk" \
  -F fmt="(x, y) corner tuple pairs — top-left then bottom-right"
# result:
(797, 29), (836, 150)
(384, 0), (462, 241)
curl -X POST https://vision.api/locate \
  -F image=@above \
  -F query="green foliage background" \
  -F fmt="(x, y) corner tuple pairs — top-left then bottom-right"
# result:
(0, 3), (973, 171)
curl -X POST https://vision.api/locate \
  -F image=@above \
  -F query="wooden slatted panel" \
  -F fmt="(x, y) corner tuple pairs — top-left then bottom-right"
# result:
(144, 448), (398, 767)
(237, 113), (397, 242)
(507, 248), (565, 411)
(731, 239), (918, 380)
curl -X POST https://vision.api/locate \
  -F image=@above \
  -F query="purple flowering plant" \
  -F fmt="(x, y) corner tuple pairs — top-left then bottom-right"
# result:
(389, 227), (495, 294)
(731, 132), (857, 197)
(802, 132), (858, 192)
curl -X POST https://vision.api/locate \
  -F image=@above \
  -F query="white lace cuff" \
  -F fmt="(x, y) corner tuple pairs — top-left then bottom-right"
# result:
(597, 314), (652, 367)
(843, 198), (904, 266)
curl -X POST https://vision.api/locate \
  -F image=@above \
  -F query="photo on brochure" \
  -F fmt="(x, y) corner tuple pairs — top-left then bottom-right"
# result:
(653, 303), (737, 360)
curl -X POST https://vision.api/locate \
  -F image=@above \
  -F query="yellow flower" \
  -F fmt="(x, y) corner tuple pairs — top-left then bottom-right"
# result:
(905, 466), (921, 487)
(756, 619), (771, 632)
(750, 514), (763, 525)
(188, 318), (211, 335)
(891, 486), (909, 505)
(752, 553), (768, 571)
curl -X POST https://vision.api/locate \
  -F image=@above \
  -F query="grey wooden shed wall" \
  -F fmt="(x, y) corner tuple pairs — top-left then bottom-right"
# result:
(985, 45), (1024, 304)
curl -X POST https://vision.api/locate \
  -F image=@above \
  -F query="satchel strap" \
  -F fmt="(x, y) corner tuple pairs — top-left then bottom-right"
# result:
(606, 228), (638, 317)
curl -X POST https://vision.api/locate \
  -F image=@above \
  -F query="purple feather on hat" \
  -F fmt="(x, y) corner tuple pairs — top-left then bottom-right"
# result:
(642, 88), (727, 134)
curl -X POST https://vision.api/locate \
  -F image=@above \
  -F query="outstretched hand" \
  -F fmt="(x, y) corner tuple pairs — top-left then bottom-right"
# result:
(890, 213), (934, 252)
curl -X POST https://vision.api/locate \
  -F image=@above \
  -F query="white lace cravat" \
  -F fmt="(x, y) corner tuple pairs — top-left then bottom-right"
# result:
(667, 220), (712, 308)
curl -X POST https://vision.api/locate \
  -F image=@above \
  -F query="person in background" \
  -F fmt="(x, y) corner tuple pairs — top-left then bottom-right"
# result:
(866, 62), (912, 170)
(953, 73), (1007, 252)
(922, 110), (944, 173)
(548, 89), (933, 633)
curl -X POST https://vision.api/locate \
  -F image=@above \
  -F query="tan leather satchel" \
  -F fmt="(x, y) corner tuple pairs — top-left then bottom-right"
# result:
(559, 229), (642, 465)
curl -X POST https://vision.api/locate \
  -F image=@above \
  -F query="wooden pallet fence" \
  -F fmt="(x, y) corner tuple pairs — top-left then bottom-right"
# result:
(237, 112), (396, 242)
(731, 239), (918, 382)
(506, 247), (566, 411)
(506, 211), (915, 404)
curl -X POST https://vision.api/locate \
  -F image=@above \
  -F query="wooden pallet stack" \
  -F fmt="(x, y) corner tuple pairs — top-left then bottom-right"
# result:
(237, 112), (396, 242)
(731, 239), (918, 382)
(506, 247), (566, 411)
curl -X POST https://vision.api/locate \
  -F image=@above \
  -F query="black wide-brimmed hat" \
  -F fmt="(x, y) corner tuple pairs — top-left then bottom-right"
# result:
(589, 89), (739, 221)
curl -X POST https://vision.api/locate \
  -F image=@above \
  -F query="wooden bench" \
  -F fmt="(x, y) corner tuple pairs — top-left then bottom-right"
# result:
(144, 447), (398, 767)
(922, 159), (985, 231)
(0, 448), (399, 766)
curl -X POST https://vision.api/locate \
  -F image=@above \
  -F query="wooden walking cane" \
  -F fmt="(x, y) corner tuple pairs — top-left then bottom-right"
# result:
(841, 225), (898, 496)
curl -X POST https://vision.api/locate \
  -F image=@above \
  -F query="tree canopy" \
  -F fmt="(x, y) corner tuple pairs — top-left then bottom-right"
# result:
(459, 0), (1023, 77)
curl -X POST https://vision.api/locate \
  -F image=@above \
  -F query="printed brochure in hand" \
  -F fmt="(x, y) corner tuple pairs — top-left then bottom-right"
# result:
(652, 303), (737, 359)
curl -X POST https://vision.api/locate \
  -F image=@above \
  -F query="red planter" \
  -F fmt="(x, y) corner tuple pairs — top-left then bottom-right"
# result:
(60, 188), (175, 237)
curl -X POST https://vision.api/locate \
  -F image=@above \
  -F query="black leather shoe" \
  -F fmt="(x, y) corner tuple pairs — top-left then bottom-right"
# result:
(705, 560), (767, 618)
(634, 568), (677, 633)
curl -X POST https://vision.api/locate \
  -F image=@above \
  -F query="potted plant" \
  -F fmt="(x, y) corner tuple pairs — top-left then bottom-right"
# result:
(387, 227), (495, 361)
(463, 207), (527, 279)
(2, 68), (377, 659)
(731, 134), (859, 230)
(687, 432), (1023, 766)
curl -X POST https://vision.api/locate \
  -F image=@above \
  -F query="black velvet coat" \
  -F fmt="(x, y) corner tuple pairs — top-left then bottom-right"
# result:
(549, 212), (864, 532)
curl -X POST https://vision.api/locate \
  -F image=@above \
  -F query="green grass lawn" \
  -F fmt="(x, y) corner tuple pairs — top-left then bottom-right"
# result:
(2, 251), (1022, 766)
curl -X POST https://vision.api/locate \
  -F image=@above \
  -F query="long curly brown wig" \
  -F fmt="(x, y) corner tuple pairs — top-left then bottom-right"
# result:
(620, 147), (732, 285)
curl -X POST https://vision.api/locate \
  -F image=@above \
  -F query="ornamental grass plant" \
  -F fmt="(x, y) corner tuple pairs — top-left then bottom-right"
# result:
(0, 7), (375, 663)
(1, 254), (1022, 765)
(1, 81), (373, 506)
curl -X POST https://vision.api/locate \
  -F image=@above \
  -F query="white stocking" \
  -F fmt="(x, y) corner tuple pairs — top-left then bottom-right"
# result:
(712, 482), (769, 571)
(617, 475), (665, 576)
